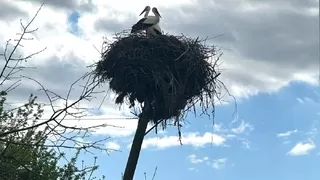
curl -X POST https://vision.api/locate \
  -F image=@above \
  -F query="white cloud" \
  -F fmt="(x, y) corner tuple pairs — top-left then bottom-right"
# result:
(188, 154), (228, 169)
(231, 120), (254, 134)
(0, 0), (221, 142)
(36, 97), (142, 138)
(188, 154), (209, 164)
(306, 128), (318, 137)
(1, 0), (316, 120)
(0, 1), (317, 163)
(213, 123), (232, 133)
(88, 0), (194, 14)
(188, 167), (199, 172)
(213, 120), (254, 150)
(0, 0), (316, 114)
(277, 129), (298, 138)
(105, 141), (121, 151)
(240, 139), (251, 149)
(139, 132), (226, 150)
(296, 98), (304, 104)
(212, 158), (228, 169)
(188, 154), (204, 164)
(282, 140), (291, 145)
(214, 119), (254, 135)
(287, 140), (316, 156)
(296, 97), (315, 104)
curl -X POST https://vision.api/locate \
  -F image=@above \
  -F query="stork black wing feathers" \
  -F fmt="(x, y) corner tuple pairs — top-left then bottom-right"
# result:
(154, 28), (162, 35)
(131, 18), (154, 33)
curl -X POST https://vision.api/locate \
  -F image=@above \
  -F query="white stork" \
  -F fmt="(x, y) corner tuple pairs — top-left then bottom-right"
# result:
(131, 6), (162, 36)
(137, 5), (151, 36)
(145, 8), (162, 36)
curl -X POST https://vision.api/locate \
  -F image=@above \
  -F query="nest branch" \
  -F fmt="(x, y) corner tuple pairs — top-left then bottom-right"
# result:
(94, 30), (229, 133)
(92, 30), (235, 180)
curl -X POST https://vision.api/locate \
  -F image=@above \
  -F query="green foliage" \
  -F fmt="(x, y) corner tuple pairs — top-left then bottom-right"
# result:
(0, 91), (105, 180)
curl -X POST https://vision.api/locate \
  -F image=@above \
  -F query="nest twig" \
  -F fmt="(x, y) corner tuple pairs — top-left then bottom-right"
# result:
(94, 30), (225, 129)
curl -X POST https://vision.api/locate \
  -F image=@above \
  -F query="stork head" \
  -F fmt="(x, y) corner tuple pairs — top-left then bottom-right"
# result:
(139, 6), (151, 16)
(152, 7), (162, 18)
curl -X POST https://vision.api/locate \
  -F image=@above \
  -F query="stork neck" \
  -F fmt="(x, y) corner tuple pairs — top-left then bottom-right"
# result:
(152, 10), (161, 22)
(154, 15), (160, 24)
(144, 10), (150, 17)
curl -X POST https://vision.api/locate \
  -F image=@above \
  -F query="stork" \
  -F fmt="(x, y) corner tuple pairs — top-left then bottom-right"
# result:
(131, 6), (162, 36)
(139, 6), (162, 36)
(145, 8), (162, 36)
(136, 5), (151, 36)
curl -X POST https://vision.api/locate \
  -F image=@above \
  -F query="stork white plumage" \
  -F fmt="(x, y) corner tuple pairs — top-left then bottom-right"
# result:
(145, 7), (162, 36)
(131, 6), (162, 36)
(146, 23), (162, 36)
(139, 5), (151, 36)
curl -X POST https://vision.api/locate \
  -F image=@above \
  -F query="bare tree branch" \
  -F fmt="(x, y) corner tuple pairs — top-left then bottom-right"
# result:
(0, 4), (118, 175)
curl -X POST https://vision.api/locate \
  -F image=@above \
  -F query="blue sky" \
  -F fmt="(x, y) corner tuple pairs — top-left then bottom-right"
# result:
(0, 0), (318, 180)
(68, 11), (80, 34)
(61, 3), (319, 180)
(64, 80), (320, 180)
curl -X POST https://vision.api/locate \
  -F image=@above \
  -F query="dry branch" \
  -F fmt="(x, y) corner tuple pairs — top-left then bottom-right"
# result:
(94, 31), (223, 126)
(0, 4), (116, 179)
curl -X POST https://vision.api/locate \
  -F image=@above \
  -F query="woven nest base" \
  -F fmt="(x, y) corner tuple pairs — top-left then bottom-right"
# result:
(94, 32), (220, 122)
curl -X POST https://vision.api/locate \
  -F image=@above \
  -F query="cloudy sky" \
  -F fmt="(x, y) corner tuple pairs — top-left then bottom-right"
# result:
(0, 0), (319, 179)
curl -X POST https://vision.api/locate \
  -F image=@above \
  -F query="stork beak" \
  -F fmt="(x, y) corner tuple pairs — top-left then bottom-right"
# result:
(139, 7), (147, 16)
(155, 9), (162, 18)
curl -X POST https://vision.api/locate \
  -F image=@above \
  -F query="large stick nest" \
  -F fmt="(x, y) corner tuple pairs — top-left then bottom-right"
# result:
(94, 31), (222, 124)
